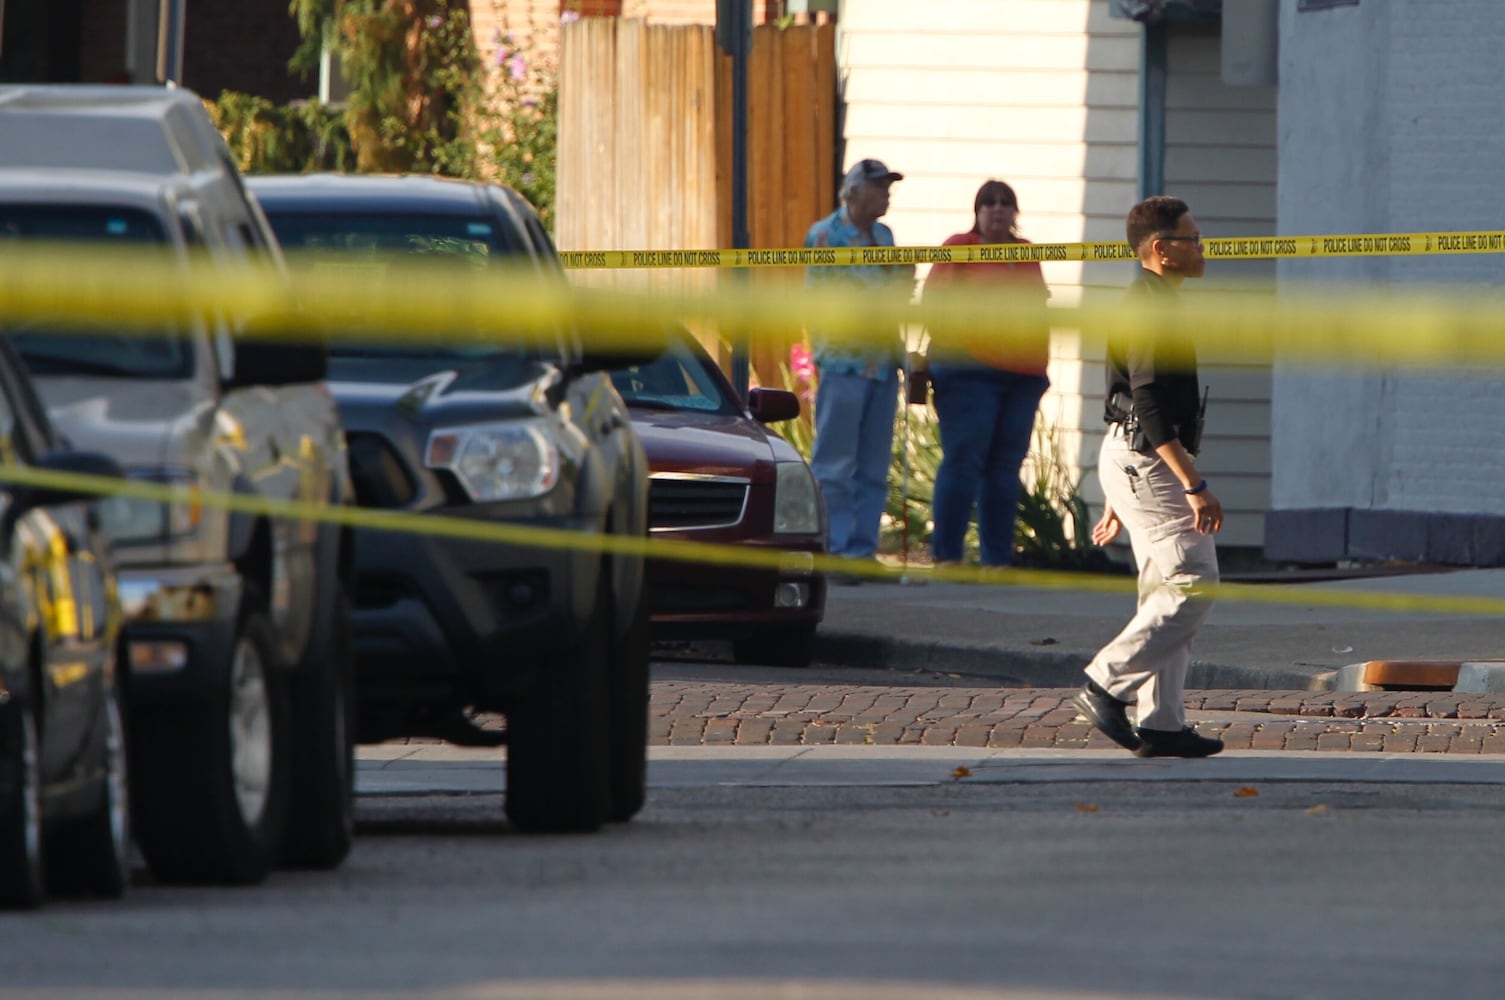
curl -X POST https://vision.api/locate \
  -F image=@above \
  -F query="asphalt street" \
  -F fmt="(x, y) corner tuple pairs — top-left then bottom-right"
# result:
(2, 758), (1502, 1000)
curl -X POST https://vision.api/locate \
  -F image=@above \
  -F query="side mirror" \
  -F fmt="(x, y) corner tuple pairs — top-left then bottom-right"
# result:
(747, 387), (801, 423)
(11, 450), (124, 514)
(226, 336), (329, 389)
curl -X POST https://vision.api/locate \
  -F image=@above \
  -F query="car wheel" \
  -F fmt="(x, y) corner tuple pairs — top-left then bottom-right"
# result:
(133, 590), (291, 884)
(732, 623), (819, 669)
(606, 588), (650, 823)
(505, 574), (611, 834)
(0, 699), (45, 909)
(47, 682), (130, 899)
(281, 586), (355, 870)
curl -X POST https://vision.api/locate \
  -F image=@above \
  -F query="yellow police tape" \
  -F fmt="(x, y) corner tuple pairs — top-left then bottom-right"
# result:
(6, 245), (1505, 367)
(2, 462), (1503, 618)
(556, 230), (1505, 270)
(4, 244), (1505, 618)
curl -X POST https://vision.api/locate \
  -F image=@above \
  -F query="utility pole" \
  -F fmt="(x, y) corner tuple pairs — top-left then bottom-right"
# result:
(716, 0), (753, 399)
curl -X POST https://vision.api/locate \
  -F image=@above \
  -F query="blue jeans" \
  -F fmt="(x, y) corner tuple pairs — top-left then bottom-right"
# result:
(929, 365), (1049, 566)
(811, 367), (899, 559)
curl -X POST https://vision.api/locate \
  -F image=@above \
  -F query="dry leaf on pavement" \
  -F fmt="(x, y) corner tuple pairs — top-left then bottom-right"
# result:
(1235, 786), (1259, 797)
(951, 766), (972, 779)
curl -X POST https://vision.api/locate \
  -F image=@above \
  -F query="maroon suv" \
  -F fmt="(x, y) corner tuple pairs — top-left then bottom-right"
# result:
(610, 330), (826, 668)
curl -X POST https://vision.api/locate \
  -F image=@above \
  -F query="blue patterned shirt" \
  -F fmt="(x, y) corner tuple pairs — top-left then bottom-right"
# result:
(804, 208), (912, 376)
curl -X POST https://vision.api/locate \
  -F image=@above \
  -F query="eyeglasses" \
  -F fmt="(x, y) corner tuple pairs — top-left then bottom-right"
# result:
(978, 198), (1016, 208)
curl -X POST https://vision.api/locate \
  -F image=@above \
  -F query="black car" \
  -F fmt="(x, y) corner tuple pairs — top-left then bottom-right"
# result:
(249, 174), (652, 834)
(0, 338), (130, 909)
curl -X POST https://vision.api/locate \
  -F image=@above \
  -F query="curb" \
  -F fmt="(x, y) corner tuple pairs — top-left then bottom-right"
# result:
(812, 632), (1338, 691)
(1334, 659), (1505, 694)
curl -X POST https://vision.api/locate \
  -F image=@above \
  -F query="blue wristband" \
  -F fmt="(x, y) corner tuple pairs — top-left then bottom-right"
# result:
(1185, 479), (1208, 495)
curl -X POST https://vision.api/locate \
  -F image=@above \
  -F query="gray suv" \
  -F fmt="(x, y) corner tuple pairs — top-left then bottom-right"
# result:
(0, 85), (355, 884)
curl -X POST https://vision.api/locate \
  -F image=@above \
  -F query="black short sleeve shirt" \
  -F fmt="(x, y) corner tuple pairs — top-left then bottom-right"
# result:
(1103, 269), (1202, 451)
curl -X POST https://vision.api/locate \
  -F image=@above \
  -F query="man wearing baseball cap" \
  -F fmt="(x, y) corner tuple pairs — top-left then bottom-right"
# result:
(803, 158), (913, 578)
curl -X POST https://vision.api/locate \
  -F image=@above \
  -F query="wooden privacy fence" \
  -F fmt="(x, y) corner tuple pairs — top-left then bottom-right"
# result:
(556, 17), (836, 388)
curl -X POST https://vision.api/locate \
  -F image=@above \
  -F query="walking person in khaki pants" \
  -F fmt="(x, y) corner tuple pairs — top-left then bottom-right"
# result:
(1072, 195), (1225, 759)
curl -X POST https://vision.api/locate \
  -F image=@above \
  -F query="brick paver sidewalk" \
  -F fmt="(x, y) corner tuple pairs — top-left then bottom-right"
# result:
(651, 681), (1505, 754)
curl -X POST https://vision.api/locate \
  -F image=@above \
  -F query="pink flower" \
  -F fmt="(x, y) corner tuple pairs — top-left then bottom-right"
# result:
(789, 342), (814, 381)
(507, 53), (527, 80)
(425, 14), (443, 29)
(560, 10), (581, 24)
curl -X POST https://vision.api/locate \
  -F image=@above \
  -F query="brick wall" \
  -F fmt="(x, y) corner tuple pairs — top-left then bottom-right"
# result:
(78, 0), (130, 82)
(1271, 0), (1505, 562)
(182, 0), (305, 102)
(1276, 0), (1505, 520)
(473, 0), (780, 82)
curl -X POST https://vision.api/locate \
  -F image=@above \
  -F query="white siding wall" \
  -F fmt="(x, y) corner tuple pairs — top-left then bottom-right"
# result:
(1275, 0), (1505, 520)
(836, 0), (1141, 516)
(1163, 21), (1277, 548)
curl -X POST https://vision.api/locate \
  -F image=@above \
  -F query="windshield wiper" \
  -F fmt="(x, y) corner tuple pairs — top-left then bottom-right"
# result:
(16, 350), (145, 377)
(622, 398), (687, 411)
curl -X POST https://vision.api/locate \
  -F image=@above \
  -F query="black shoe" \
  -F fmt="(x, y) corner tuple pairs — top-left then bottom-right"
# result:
(1132, 726), (1224, 758)
(1072, 681), (1141, 751)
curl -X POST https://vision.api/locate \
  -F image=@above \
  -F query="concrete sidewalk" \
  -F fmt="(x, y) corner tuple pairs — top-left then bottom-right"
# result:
(811, 566), (1505, 693)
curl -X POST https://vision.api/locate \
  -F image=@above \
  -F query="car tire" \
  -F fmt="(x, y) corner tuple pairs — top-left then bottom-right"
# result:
(505, 573), (611, 834)
(0, 698), (45, 910)
(732, 623), (818, 669)
(280, 586), (355, 870)
(46, 681), (130, 899)
(606, 588), (650, 823)
(133, 590), (292, 884)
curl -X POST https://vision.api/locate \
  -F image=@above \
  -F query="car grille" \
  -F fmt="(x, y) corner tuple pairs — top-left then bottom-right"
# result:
(346, 431), (417, 509)
(648, 475), (750, 530)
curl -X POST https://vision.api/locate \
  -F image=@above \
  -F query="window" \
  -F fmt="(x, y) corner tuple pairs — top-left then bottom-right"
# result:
(0, 204), (193, 379)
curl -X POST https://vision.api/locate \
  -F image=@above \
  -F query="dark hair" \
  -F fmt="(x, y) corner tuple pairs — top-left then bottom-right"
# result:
(1126, 195), (1189, 253)
(971, 179), (1020, 237)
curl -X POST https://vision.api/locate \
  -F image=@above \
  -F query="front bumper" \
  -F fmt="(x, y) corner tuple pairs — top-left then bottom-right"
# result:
(115, 564), (242, 705)
(645, 535), (826, 639)
(349, 511), (602, 704)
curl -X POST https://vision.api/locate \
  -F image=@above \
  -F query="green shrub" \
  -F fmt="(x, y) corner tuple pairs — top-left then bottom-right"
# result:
(208, 92), (354, 174)
(217, 0), (557, 227)
(767, 346), (1111, 570)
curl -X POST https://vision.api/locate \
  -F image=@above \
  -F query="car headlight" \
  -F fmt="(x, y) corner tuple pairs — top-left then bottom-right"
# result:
(425, 420), (560, 502)
(773, 462), (820, 535)
(97, 468), (203, 545)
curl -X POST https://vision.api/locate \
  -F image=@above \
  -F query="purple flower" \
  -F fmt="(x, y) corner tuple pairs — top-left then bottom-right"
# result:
(426, 14), (443, 29)
(560, 10), (581, 24)
(521, 172), (535, 185)
(507, 53), (527, 81)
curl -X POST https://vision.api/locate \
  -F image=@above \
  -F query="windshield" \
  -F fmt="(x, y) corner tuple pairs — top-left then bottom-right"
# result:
(1, 205), (193, 378)
(609, 337), (740, 415)
(265, 209), (544, 365)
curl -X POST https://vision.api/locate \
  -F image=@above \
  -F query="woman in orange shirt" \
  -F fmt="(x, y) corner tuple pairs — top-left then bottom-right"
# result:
(922, 179), (1051, 566)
